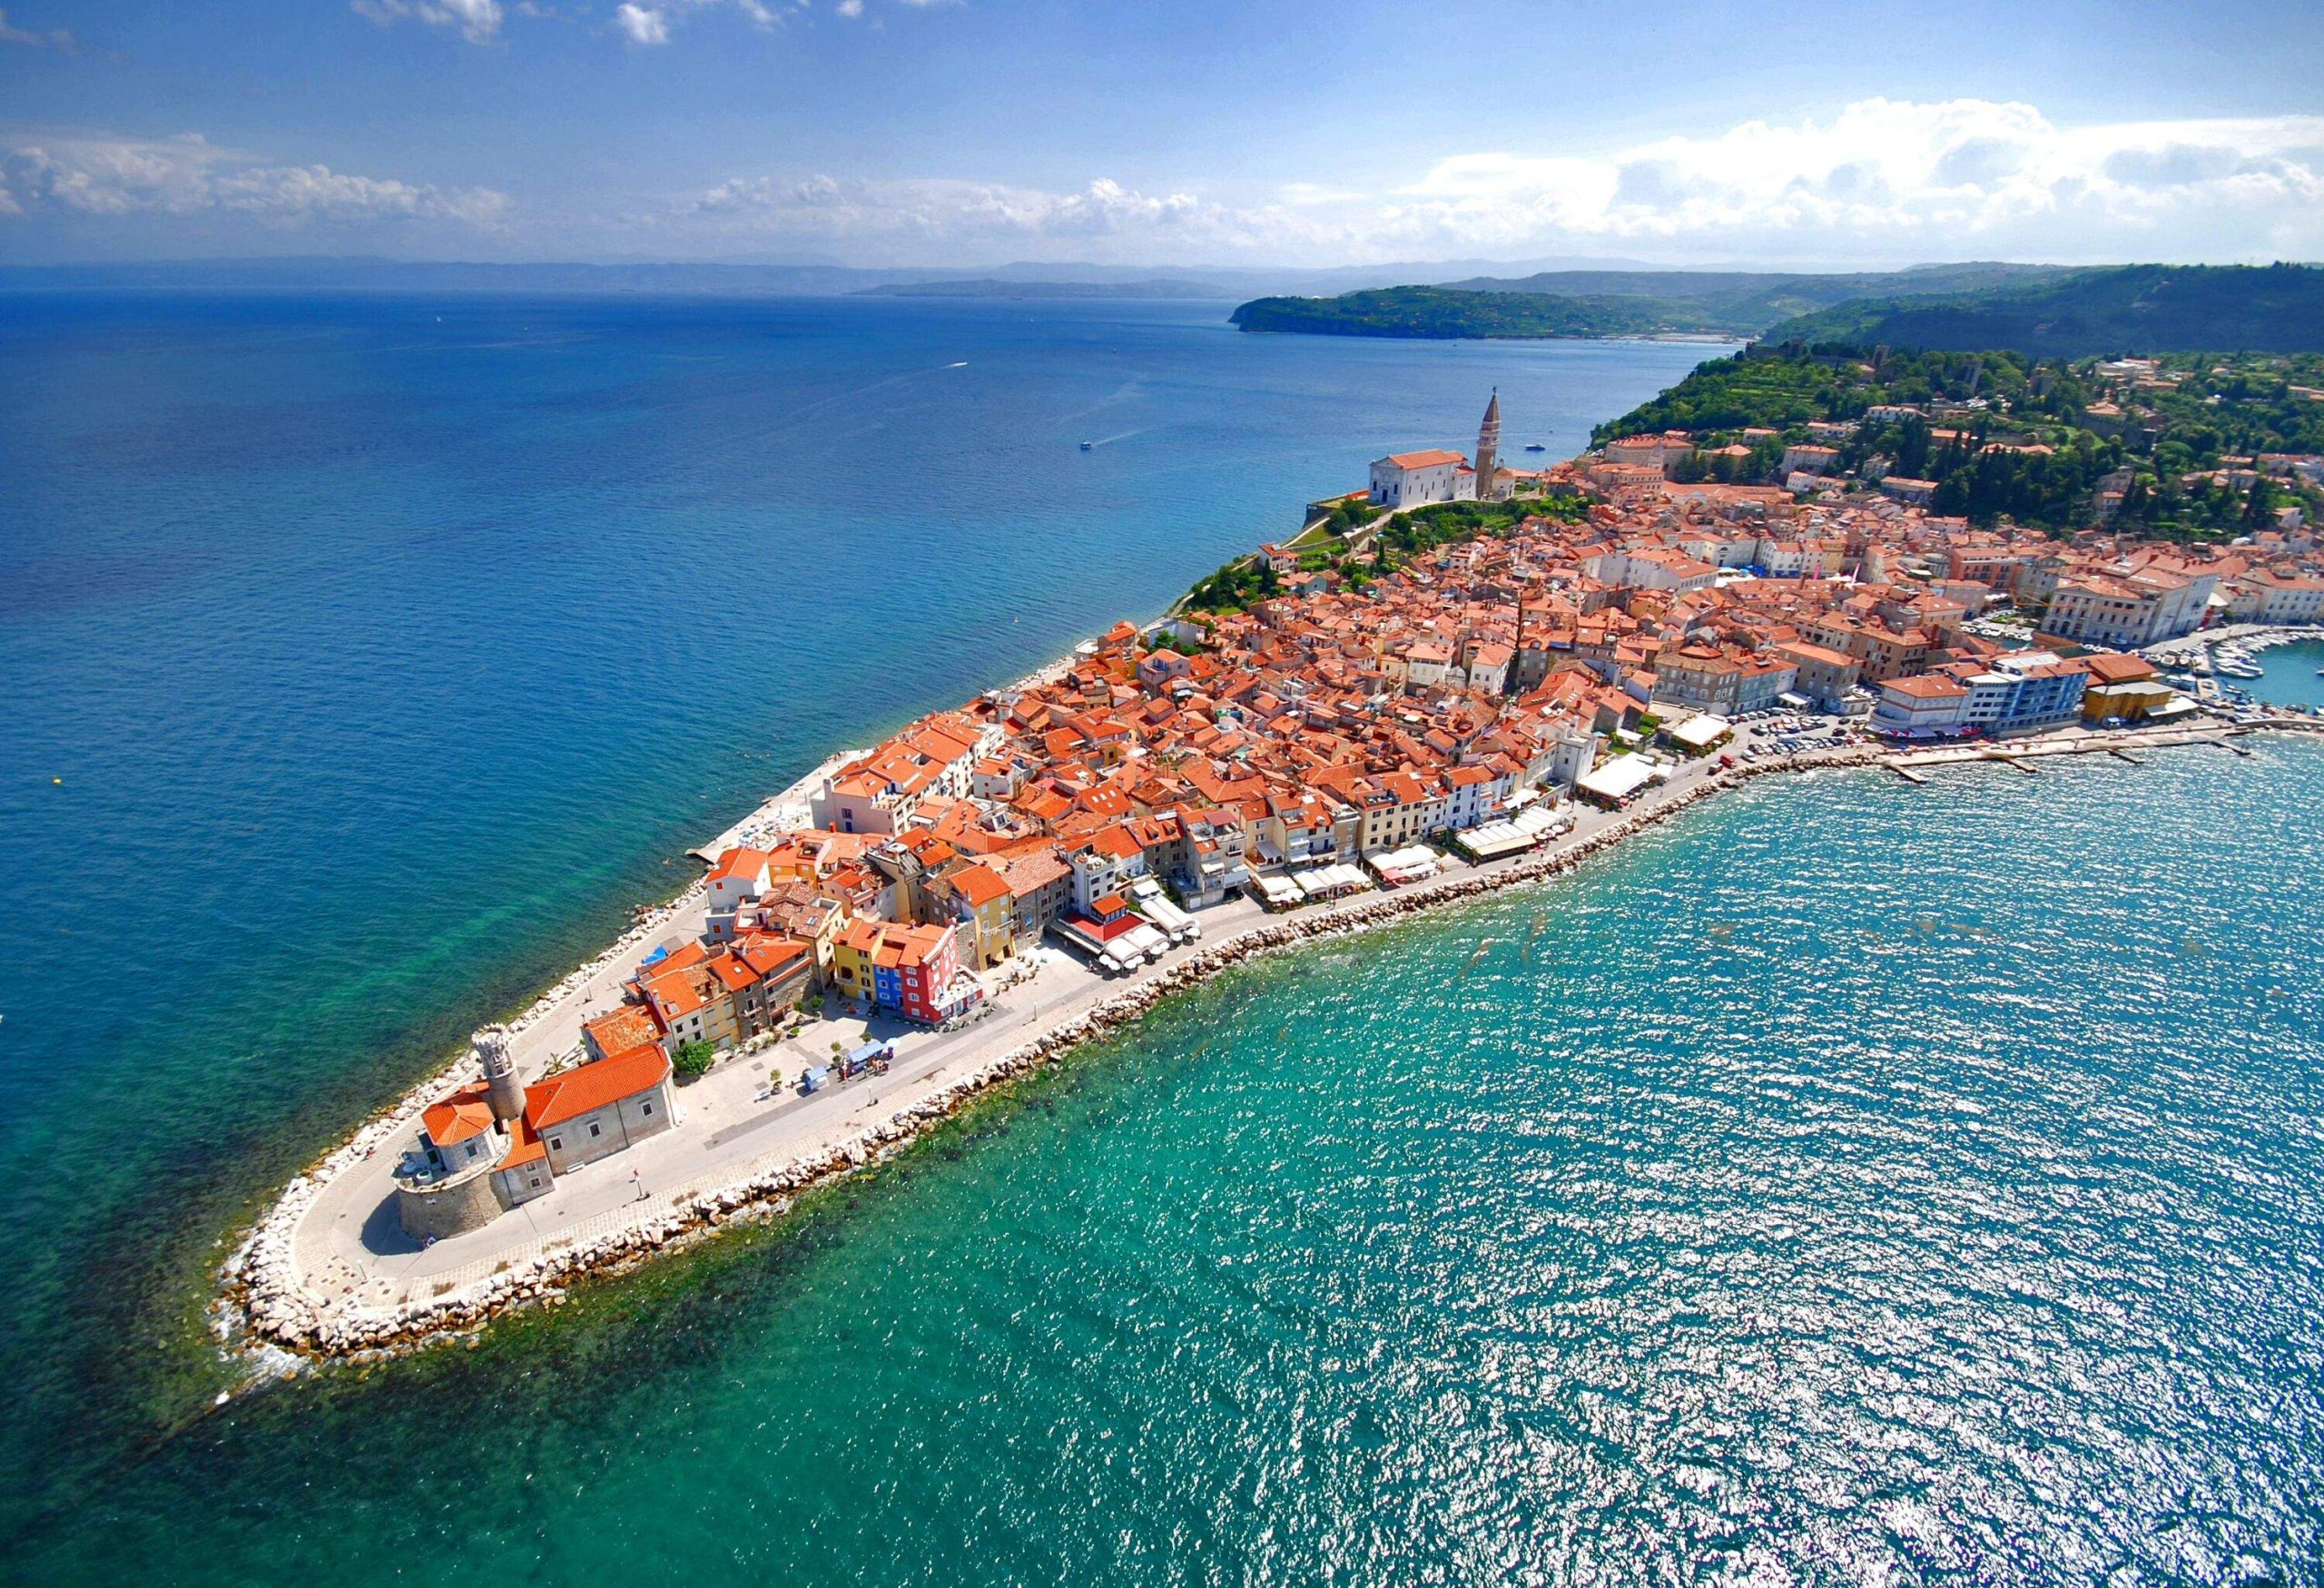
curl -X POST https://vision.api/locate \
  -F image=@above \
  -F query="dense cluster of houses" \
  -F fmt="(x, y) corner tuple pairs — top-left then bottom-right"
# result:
(562, 439), (2324, 1073)
(393, 401), (2324, 1237)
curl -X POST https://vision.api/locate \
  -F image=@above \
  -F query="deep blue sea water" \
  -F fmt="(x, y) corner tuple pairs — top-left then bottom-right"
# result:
(0, 293), (1717, 1547)
(7, 297), (2324, 1583)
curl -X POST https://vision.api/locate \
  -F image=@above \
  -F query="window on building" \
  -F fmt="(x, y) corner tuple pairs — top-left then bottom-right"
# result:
(548, 1136), (563, 1151)
(641, 1101), (654, 1117)
(589, 1122), (603, 1139)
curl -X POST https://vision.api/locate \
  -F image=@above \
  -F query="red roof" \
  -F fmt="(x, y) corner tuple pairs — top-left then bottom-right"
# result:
(1384, 449), (1464, 469)
(584, 1003), (664, 1059)
(706, 846), (769, 884)
(952, 863), (1009, 908)
(526, 1044), (671, 1132)
(422, 1083), (497, 1148)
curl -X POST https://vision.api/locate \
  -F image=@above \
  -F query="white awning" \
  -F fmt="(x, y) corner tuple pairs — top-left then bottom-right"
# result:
(1577, 754), (1659, 802)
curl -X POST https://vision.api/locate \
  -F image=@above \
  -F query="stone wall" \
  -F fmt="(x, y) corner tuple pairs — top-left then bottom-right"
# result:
(222, 725), (2318, 1363)
(395, 1161), (504, 1243)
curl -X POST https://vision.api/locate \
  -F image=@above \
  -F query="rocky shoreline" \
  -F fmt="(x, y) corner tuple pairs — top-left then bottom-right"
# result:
(217, 718), (2324, 1366)
(217, 748), (1877, 1362)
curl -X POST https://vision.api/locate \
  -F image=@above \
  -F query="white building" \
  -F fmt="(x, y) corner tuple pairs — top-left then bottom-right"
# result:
(1582, 547), (1719, 595)
(1369, 449), (1471, 508)
(1442, 761), (1516, 830)
(2044, 569), (2216, 646)
(2226, 569), (2324, 625)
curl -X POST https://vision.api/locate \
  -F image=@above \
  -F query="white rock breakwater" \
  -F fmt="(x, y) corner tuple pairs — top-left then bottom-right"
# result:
(220, 752), (1881, 1362)
(221, 722), (2324, 1365)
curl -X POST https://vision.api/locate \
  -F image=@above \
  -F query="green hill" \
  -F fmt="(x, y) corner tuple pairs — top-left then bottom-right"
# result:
(1229, 265), (2073, 342)
(1228, 285), (1739, 340)
(1762, 263), (2324, 356)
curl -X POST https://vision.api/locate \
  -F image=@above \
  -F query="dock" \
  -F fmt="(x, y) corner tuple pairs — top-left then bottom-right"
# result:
(2109, 749), (2142, 764)
(2002, 756), (2041, 776)
(1890, 764), (1929, 784)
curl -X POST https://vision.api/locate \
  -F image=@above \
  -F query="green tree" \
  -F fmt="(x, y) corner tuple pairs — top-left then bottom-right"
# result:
(674, 1040), (716, 1079)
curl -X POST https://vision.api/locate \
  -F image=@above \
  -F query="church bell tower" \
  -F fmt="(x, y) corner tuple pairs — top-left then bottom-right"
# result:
(1475, 390), (1501, 501)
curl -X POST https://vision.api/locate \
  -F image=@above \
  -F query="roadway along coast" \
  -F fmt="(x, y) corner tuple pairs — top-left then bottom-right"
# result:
(216, 709), (2320, 1365)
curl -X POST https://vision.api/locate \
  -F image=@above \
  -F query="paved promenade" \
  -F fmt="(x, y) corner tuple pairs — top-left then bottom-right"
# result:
(283, 722), (1778, 1324)
(261, 710), (2313, 1339)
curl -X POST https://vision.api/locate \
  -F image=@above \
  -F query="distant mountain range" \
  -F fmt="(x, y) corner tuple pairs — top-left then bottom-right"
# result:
(16, 255), (2311, 360)
(1232, 262), (2324, 358)
(852, 277), (1236, 299)
(1230, 263), (2072, 342)
(0, 252), (1679, 301)
(1758, 263), (2324, 356)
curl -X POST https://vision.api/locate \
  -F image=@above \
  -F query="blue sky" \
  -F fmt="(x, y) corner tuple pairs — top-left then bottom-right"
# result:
(4, 0), (2321, 267)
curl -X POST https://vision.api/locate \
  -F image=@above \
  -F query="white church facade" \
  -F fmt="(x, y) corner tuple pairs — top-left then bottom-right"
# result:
(1366, 392), (1512, 508)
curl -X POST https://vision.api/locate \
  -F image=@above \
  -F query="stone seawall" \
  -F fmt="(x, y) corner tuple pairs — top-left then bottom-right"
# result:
(222, 752), (1876, 1361)
(221, 722), (2323, 1364)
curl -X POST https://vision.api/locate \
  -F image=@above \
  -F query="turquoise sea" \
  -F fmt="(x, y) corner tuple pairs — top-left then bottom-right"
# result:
(7, 297), (2324, 1583)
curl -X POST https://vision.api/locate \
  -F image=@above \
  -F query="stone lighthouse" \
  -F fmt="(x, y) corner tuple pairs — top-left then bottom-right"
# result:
(1474, 390), (1502, 501)
(475, 1023), (526, 1125)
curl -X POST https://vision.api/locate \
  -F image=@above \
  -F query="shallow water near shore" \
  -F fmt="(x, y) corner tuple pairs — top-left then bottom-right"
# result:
(18, 738), (2324, 1584)
(0, 293), (1718, 1550)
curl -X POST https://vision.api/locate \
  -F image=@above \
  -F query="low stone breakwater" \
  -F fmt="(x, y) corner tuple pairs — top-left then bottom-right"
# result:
(222, 752), (1878, 1364)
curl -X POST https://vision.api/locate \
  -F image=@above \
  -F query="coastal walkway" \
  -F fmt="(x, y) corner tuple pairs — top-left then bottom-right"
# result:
(280, 727), (1770, 1326)
(261, 713), (2310, 1341)
(1891, 722), (2231, 769)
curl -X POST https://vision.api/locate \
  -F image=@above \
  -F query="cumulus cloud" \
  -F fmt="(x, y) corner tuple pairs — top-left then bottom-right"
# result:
(606, 0), (795, 43)
(0, 7), (75, 51)
(1376, 99), (2324, 261)
(350, 0), (504, 44)
(660, 103), (2324, 267)
(0, 131), (511, 229)
(687, 173), (1236, 251)
(613, 3), (670, 43)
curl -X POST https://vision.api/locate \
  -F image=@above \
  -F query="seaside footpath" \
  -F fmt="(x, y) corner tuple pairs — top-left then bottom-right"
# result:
(215, 712), (2322, 1366)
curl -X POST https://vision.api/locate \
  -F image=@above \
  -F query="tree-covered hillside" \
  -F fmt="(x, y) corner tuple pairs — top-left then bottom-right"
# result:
(1229, 286), (1738, 340)
(1591, 343), (2324, 537)
(1762, 263), (2324, 357)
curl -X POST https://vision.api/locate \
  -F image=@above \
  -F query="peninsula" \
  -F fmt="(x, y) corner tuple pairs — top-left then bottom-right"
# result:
(1230, 263), (2324, 352)
(221, 371), (2324, 1363)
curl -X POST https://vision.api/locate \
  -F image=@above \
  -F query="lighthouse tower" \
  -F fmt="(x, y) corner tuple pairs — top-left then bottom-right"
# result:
(474, 1023), (526, 1126)
(1474, 390), (1502, 501)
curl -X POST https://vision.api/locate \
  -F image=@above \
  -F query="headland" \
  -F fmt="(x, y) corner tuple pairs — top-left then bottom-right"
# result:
(216, 383), (2324, 1366)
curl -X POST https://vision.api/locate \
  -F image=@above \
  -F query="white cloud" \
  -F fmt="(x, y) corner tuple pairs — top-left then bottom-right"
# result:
(0, 7), (75, 51)
(686, 173), (1236, 251)
(614, 3), (670, 44)
(0, 131), (511, 229)
(1373, 99), (2324, 261)
(835, 0), (862, 15)
(665, 101), (2322, 266)
(350, 0), (504, 44)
